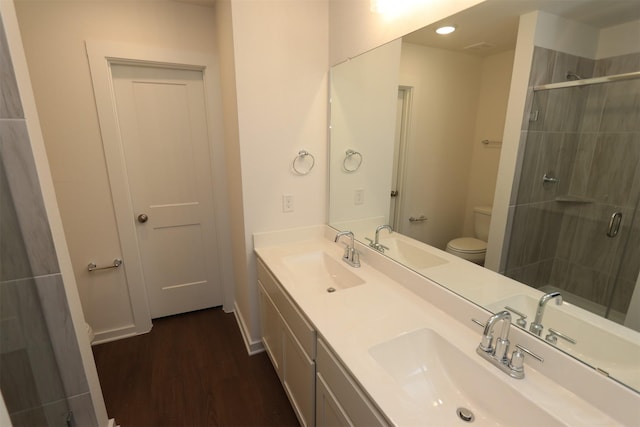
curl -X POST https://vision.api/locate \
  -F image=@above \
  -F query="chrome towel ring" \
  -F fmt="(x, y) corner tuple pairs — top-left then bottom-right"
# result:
(292, 150), (315, 175)
(343, 149), (362, 173)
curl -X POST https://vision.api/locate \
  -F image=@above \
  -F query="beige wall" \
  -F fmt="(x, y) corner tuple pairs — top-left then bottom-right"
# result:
(228, 0), (329, 349)
(462, 49), (515, 236)
(398, 42), (482, 248)
(14, 0), (225, 339)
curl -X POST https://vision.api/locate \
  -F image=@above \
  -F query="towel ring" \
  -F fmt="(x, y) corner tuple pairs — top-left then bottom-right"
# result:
(343, 149), (362, 173)
(292, 150), (315, 175)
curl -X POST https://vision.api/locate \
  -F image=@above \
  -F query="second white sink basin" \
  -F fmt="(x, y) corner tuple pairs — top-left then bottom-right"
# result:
(282, 251), (365, 293)
(369, 328), (563, 426)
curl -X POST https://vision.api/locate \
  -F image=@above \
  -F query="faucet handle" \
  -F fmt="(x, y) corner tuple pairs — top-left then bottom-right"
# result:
(479, 333), (493, 352)
(509, 348), (525, 373)
(545, 328), (576, 345)
(351, 248), (360, 267)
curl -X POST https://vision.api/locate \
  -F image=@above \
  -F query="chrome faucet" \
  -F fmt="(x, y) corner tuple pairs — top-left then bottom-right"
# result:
(476, 310), (526, 379)
(529, 292), (562, 336)
(365, 224), (392, 252)
(334, 231), (360, 268)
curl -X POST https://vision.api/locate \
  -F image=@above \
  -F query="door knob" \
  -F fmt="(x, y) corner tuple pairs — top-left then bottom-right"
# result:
(137, 214), (149, 223)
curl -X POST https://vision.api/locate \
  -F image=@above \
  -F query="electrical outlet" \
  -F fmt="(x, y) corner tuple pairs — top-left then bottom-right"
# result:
(282, 194), (294, 212)
(354, 189), (364, 205)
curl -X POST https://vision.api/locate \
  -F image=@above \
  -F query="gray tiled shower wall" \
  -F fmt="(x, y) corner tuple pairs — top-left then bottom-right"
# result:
(505, 47), (640, 317)
(0, 17), (97, 427)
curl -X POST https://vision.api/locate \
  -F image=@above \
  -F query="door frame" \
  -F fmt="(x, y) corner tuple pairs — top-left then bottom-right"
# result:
(86, 40), (234, 338)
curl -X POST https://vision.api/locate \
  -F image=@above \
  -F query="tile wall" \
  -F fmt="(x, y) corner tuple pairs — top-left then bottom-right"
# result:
(0, 17), (97, 426)
(505, 46), (640, 319)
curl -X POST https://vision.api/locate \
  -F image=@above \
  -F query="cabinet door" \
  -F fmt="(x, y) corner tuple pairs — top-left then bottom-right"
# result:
(316, 373), (352, 427)
(316, 339), (388, 427)
(283, 322), (315, 427)
(258, 282), (283, 379)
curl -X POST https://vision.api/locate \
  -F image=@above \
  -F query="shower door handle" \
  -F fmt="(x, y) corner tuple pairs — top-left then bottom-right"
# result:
(607, 212), (622, 238)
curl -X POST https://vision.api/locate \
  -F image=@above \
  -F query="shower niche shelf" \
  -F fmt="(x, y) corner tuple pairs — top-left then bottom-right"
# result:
(554, 196), (594, 204)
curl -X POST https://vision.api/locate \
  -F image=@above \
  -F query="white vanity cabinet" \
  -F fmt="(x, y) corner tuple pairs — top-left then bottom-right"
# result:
(316, 338), (389, 427)
(257, 259), (316, 427)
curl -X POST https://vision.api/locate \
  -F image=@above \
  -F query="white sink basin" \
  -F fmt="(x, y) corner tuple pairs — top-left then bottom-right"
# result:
(487, 295), (640, 390)
(282, 251), (365, 293)
(369, 328), (563, 426)
(380, 237), (448, 270)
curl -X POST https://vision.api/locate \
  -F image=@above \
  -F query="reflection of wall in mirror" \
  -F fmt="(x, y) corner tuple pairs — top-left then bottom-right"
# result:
(329, 39), (401, 226)
(396, 41), (513, 249)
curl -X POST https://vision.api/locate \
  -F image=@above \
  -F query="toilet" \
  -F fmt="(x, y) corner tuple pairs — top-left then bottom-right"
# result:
(446, 206), (492, 265)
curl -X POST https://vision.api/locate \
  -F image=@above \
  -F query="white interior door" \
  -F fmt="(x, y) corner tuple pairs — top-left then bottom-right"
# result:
(111, 64), (222, 318)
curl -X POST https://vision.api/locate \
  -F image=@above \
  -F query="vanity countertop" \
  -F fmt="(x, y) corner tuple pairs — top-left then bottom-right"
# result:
(254, 225), (630, 426)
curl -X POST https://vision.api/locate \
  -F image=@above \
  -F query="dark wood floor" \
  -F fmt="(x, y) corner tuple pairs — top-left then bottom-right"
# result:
(92, 308), (299, 427)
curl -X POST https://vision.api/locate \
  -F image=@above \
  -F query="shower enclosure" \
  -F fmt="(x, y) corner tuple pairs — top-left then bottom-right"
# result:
(0, 159), (72, 425)
(504, 47), (640, 328)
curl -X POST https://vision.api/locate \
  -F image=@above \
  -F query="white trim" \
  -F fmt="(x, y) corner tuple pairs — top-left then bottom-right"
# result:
(233, 302), (265, 355)
(91, 324), (150, 346)
(85, 40), (235, 337)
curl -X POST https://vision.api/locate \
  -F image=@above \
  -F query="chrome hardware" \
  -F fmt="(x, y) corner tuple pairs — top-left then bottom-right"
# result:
(409, 215), (427, 223)
(515, 344), (544, 362)
(334, 231), (360, 268)
(476, 311), (525, 379)
(607, 211), (622, 238)
(365, 237), (389, 253)
(88, 258), (122, 272)
(292, 150), (315, 175)
(545, 328), (576, 345)
(504, 305), (528, 328)
(509, 345), (543, 375)
(366, 224), (392, 253)
(542, 172), (559, 184)
(137, 213), (149, 223)
(529, 292), (562, 336)
(481, 139), (502, 146)
(343, 149), (363, 173)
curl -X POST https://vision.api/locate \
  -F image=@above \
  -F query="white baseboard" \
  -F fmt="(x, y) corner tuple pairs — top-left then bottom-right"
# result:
(91, 323), (151, 345)
(233, 302), (264, 355)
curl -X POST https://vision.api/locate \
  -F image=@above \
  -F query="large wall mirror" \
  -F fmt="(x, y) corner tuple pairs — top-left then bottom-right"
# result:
(328, 0), (640, 392)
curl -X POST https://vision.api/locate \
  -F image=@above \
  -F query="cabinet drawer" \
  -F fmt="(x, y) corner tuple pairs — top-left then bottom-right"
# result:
(257, 259), (316, 359)
(316, 338), (388, 427)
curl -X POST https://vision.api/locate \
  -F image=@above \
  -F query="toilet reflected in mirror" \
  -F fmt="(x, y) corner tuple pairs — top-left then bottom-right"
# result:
(445, 206), (492, 265)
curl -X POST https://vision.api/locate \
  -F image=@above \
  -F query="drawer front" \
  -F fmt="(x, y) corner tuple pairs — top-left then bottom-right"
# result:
(283, 322), (316, 427)
(257, 259), (316, 359)
(316, 338), (388, 427)
(316, 373), (352, 427)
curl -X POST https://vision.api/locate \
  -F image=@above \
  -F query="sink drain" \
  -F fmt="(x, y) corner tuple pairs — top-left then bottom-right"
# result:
(326, 287), (336, 293)
(457, 407), (474, 422)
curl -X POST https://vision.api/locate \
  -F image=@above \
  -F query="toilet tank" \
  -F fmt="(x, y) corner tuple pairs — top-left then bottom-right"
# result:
(473, 206), (492, 241)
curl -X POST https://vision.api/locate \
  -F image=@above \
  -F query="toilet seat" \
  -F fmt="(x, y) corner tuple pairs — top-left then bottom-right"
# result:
(446, 237), (487, 253)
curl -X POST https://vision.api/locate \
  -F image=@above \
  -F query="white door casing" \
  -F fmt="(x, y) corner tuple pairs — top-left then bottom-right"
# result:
(87, 41), (233, 336)
(112, 65), (221, 318)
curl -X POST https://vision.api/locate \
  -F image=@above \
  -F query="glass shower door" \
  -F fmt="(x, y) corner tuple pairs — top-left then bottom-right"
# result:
(504, 75), (640, 327)
(1, 154), (71, 425)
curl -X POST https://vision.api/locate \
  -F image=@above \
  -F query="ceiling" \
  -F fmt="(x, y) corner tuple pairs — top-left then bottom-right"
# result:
(404, 0), (640, 56)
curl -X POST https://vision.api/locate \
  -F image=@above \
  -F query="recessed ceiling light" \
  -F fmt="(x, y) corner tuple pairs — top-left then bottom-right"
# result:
(436, 26), (456, 35)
